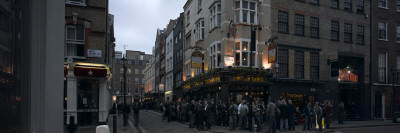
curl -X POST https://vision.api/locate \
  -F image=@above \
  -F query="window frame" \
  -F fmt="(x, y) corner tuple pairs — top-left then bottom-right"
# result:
(397, 0), (400, 12)
(356, 25), (365, 45)
(344, 23), (353, 43)
(310, 17), (320, 38)
(210, 3), (222, 30)
(397, 25), (400, 43)
(357, 0), (364, 13)
(378, 0), (388, 9)
(294, 51), (304, 79)
(344, 0), (353, 12)
(378, 51), (387, 84)
(310, 52), (319, 79)
(331, 21), (340, 41)
(294, 14), (305, 36)
(234, 0), (258, 24)
(234, 39), (257, 67)
(278, 11), (289, 34)
(209, 42), (222, 69)
(278, 49), (289, 78)
(310, 0), (320, 5)
(378, 21), (388, 41)
(195, 19), (205, 42)
(65, 25), (85, 58)
(331, 0), (339, 9)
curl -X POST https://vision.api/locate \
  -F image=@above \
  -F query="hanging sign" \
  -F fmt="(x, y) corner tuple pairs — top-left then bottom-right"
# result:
(191, 50), (203, 68)
(268, 43), (277, 63)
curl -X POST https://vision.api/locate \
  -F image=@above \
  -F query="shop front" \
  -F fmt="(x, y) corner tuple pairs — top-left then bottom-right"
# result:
(64, 60), (112, 126)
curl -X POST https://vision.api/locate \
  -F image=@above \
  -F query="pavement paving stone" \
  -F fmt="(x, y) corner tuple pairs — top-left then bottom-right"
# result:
(68, 114), (139, 133)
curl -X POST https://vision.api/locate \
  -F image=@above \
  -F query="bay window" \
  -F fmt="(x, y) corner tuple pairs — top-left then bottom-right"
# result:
(210, 3), (221, 29)
(209, 43), (222, 69)
(234, 40), (257, 67)
(234, 0), (257, 24)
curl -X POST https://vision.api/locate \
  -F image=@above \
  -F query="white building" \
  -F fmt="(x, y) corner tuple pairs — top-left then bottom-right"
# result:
(144, 47), (156, 100)
(165, 20), (176, 102)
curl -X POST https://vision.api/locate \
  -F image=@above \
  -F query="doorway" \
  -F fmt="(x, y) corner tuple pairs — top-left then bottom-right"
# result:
(375, 90), (382, 118)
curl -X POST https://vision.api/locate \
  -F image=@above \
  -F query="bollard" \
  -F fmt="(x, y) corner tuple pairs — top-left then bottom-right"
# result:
(96, 125), (110, 133)
(113, 114), (117, 133)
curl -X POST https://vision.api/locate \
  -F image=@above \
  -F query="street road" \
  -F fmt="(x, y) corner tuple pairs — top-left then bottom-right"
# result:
(337, 125), (400, 133)
(138, 110), (199, 133)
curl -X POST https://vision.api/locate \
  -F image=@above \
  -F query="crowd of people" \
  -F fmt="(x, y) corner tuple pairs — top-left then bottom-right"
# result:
(156, 97), (345, 133)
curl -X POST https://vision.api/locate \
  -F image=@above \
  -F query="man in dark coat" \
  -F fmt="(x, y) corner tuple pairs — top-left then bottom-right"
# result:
(287, 100), (295, 131)
(132, 102), (140, 126)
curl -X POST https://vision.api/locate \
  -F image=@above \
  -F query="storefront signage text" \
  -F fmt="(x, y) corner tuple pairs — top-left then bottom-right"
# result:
(338, 69), (358, 82)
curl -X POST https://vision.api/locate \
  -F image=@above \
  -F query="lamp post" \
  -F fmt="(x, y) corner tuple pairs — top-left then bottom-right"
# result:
(112, 94), (117, 133)
(121, 56), (128, 126)
(159, 83), (165, 102)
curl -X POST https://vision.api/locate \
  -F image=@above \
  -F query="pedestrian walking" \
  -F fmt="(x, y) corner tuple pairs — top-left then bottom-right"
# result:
(287, 100), (295, 131)
(295, 107), (302, 125)
(229, 102), (238, 131)
(275, 100), (281, 131)
(302, 102), (312, 131)
(252, 100), (262, 131)
(314, 102), (323, 132)
(222, 102), (229, 128)
(266, 98), (280, 133)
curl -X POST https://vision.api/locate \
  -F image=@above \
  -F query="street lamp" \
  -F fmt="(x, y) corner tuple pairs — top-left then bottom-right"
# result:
(159, 83), (165, 102)
(121, 56), (128, 126)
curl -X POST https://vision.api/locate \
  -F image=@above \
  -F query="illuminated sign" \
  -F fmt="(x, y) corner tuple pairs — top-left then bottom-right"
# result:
(268, 43), (277, 63)
(191, 51), (203, 68)
(338, 69), (358, 82)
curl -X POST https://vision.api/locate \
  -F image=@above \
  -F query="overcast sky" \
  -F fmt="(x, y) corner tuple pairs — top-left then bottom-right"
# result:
(110, 0), (187, 55)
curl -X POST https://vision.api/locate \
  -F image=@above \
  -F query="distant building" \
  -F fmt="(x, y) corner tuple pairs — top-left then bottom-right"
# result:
(173, 13), (185, 101)
(115, 51), (123, 59)
(165, 20), (176, 102)
(112, 51), (151, 103)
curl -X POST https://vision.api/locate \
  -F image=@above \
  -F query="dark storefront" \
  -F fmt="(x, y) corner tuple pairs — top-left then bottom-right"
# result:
(337, 55), (370, 120)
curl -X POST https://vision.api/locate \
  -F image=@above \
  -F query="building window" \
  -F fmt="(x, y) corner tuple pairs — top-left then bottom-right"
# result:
(295, 51), (304, 79)
(120, 68), (123, 73)
(310, 52), (319, 79)
(378, 52), (387, 83)
(135, 69), (139, 74)
(295, 14), (305, 36)
(378, 21), (387, 40)
(310, 17), (319, 38)
(66, 25), (85, 57)
(357, 25), (364, 44)
(278, 11), (289, 33)
(142, 78), (145, 84)
(234, 40), (257, 67)
(135, 78), (139, 84)
(210, 3), (221, 29)
(331, 0), (339, 9)
(397, 25), (400, 43)
(234, 0), (257, 24)
(128, 69), (132, 74)
(65, 0), (86, 6)
(195, 20), (204, 41)
(344, 23), (353, 43)
(278, 49), (288, 78)
(310, 0), (319, 5)
(344, 0), (352, 12)
(198, 0), (202, 11)
(331, 21), (340, 41)
(0, 11), (9, 32)
(186, 11), (190, 25)
(357, 0), (364, 13)
(379, 0), (387, 8)
(209, 43), (222, 69)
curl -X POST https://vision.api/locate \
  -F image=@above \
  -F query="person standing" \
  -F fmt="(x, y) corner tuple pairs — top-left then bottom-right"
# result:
(302, 103), (312, 131)
(239, 100), (249, 130)
(323, 103), (331, 129)
(279, 100), (288, 131)
(287, 100), (295, 131)
(222, 102), (229, 128)
(338, 101), (345, 124)
(295, 107), (302, 125)
(253, 100), (262, 131)
(266, 98), (280, 133)
(314, 102), (323, 132)
(189, 100), (196, 128)
(195, 104), (205, 131)
(132, 102), (140, 126)
(229, 102), (238, 131)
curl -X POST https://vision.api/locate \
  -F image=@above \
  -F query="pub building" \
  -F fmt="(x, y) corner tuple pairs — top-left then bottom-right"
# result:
(64, 59), (112, 126)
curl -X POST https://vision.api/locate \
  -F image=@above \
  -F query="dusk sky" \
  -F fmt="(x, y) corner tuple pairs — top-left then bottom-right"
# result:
(110, 0), (187, 55)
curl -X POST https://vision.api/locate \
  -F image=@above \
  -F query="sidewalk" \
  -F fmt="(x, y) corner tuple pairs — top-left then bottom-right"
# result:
(66, 114), (139, 133)
(143, 109), (400, 133)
